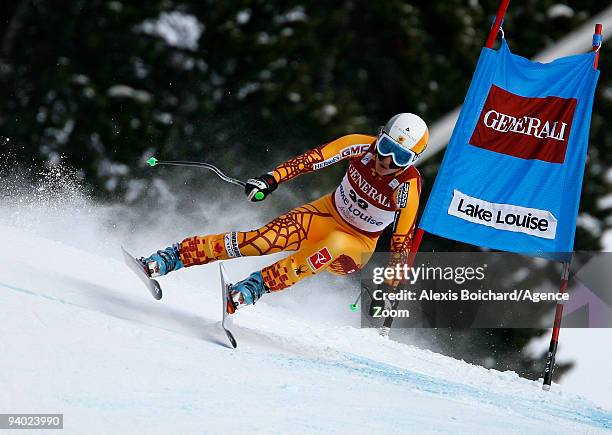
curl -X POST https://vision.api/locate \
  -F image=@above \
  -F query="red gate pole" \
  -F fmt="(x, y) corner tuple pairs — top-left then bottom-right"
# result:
(485, 0), (511, 49)
(381, 0), (511, 335)
(542, 261), (572, 391)
(410, 228), (425, 255)
(542, 23), (602, 391)
(594, 23), (603, 69)
(380, 0), (511, 335)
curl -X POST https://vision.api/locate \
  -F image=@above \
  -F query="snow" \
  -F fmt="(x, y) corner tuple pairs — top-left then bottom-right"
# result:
(103, 160), (130, 177)
(45, 119), (74, 145)
(577, 213), (603, 237)
(107, 85), (152, 104)
(236, 9), (252, 25)
(598, 194), (612, 210)
(153, 111), (173, 125)
(547, 5), (575, 19)
(275, 6), (308, 24)
(534, 329), (612, 411)
(1, 176), (611, 434)
(107, 1), (123, 13)
(137, 12), (204, 51)
(288, 92), (301, 103)
(603, 230), (612, 251)
(322, 104), (338, 118)
(256, 32), (273, 45)
(237, 82), (261, 100)
(71, 74), (90, 85)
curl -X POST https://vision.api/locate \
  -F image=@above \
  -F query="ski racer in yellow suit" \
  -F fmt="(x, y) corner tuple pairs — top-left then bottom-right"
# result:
(139, 113), (428, 314)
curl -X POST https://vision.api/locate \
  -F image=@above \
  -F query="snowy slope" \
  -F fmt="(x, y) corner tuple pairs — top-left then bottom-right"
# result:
(0, 180), (611, 434)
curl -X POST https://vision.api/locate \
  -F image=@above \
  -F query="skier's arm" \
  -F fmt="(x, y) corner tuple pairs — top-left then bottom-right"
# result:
(271, 134), (375, 184)
(386, 176), (421, 288)
(244, 134), (373, 201)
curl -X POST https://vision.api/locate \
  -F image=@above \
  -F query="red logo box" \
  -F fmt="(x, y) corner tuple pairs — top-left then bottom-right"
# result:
(307, 247), (332, 271)
(470, 85), (577, 164)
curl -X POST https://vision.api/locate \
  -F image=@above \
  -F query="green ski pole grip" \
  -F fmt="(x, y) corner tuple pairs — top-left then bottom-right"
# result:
(147, 157), (158, 167)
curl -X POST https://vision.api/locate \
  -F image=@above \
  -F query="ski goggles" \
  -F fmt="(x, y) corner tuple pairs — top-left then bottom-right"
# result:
(376, 132), (417, 167)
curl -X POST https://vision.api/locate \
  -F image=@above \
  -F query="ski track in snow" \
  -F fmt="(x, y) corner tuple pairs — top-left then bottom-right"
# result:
(1, 222), (611, 435)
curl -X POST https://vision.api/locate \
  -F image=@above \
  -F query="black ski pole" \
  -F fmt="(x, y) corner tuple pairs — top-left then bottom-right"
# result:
(146, 157), (265, 199)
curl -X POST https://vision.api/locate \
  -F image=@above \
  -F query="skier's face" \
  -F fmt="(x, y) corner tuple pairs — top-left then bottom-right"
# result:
(375, 153), (402, 176)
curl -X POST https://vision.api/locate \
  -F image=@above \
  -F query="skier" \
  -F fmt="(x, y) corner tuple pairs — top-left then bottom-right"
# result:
(138, 113), (428, 314)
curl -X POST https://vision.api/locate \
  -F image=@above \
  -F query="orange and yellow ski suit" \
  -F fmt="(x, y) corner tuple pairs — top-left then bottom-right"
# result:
(178, 134), (421, 291)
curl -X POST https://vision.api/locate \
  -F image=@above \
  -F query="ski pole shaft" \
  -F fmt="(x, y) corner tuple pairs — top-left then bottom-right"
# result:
(146, 157), (246, 188)
(350, 292), (361, 311)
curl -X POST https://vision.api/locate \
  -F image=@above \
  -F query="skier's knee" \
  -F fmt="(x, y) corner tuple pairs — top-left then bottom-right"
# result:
(321, 232), (362, 275)
(323, 231), (354, 252)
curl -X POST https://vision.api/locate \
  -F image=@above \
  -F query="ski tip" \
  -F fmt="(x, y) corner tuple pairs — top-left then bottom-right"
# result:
(225, 330), (237, 349)
(122, 245), (164, 301)
(151, 281), (163, 300)
(147, 157), (158, 167)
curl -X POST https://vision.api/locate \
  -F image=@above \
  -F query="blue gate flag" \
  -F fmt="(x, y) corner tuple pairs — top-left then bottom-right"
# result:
(420, 39), (599, 257)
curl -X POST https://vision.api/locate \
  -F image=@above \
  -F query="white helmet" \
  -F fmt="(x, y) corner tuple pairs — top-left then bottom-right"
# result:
(382, 113), (429, 157)
(377, 113), (429, 167)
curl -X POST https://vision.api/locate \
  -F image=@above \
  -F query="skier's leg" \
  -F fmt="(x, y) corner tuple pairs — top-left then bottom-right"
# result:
(140, 199), (332, 278)
(227, 230), (375, 312)
(179, 200), (333, 267)
(260, 230), (375, 291)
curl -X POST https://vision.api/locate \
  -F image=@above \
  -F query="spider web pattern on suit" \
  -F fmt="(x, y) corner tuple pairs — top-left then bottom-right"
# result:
(239, 202), (332, 255)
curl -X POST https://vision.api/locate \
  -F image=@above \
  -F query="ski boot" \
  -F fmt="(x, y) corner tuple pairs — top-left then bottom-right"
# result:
(139, 244), (184, 278)
(226, 271), (270, 314)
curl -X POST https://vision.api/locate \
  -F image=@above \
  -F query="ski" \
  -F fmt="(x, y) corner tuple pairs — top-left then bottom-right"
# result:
(121, 246), (163, 300)
(219, 263), (237, 349)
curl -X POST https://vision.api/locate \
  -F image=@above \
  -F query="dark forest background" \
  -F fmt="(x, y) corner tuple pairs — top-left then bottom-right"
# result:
(1, 0), (610, 380)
